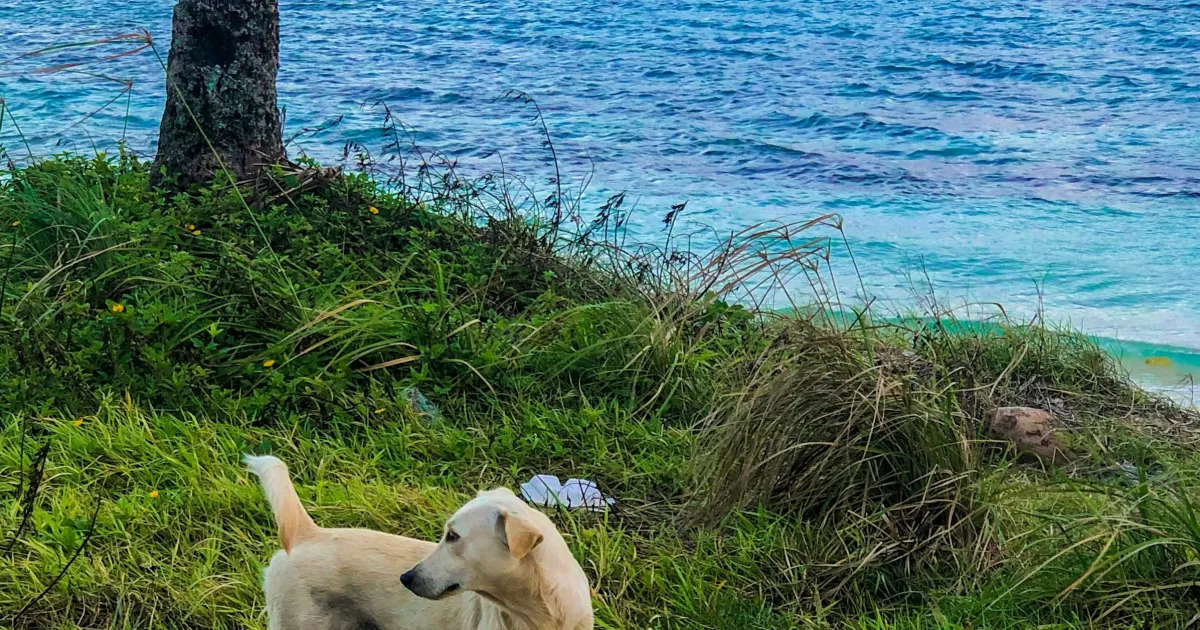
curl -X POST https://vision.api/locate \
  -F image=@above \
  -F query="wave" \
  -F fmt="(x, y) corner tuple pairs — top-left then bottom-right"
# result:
(926, 57), (1072, 83)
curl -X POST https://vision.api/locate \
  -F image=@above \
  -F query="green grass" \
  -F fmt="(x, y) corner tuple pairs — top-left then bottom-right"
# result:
(3, 152), (1200, 628)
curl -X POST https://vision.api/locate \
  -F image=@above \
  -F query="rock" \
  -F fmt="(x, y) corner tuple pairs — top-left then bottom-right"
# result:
(987, 407), (1069, 464)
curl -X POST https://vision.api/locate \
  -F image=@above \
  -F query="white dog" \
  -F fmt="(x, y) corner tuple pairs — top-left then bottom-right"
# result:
(244, 455), (594, 630)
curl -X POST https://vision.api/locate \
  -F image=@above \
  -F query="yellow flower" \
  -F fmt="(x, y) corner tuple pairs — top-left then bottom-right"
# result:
(262, 359), (276, 368)
(72, 418), (84, 427)
(149, 490), (160, 499)
(110, 303), (125, 313)
(374, 407), (385, 414)
(369, 206), (379, 215)
(11, 220), (19, 227)
(185, 224), (196, 231)
(192, 229), (201, 236)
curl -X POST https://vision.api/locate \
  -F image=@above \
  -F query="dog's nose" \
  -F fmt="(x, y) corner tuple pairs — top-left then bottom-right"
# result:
(400, 571), (415, 588)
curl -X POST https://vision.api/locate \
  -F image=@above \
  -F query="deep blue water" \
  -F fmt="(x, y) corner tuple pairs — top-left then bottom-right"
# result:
(2, 0), (1199, 378)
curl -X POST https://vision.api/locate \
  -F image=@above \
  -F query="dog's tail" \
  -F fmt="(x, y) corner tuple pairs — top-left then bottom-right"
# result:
(243, 454), (319, 553)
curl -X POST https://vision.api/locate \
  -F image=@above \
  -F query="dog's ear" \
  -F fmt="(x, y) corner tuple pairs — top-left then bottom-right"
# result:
(497, 509), (543, 560)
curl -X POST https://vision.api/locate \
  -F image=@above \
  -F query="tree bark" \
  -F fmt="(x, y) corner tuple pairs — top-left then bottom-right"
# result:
(152, 0), (284, 188)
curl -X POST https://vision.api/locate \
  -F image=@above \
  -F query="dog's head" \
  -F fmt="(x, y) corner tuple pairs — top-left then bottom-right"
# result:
(400, 487), (546, 601)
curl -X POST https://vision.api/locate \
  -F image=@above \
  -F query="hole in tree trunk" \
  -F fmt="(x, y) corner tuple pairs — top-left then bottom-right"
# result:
(193, 20), (237, 67)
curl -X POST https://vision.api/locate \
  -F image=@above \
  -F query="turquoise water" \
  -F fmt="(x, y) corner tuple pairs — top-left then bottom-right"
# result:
(1, 0), (1198, 392)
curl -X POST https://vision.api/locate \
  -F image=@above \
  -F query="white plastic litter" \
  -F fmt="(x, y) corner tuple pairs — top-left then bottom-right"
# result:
(520, 474), (615, 511)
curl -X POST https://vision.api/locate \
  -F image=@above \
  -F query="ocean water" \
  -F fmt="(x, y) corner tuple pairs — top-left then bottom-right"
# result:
(2, 0), (1198, 394)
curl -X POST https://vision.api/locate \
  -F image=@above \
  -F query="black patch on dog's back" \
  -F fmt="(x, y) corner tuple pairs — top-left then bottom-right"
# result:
(310, 588), (383, 630)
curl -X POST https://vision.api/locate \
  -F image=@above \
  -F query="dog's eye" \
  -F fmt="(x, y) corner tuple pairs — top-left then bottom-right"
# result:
(444, 530), (460, 543)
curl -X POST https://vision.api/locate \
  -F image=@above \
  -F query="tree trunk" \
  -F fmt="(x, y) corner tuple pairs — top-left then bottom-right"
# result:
(151, 0), (284, 188)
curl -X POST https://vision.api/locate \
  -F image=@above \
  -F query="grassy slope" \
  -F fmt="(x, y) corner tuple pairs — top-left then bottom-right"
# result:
(2, 153), (1200, 629)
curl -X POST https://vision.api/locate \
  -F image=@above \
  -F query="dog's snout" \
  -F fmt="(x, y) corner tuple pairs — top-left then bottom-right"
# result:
(400, 570), (416, 589)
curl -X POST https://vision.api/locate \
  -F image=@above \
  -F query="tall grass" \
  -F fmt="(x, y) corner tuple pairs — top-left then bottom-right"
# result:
(693, 316), (986, 598)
